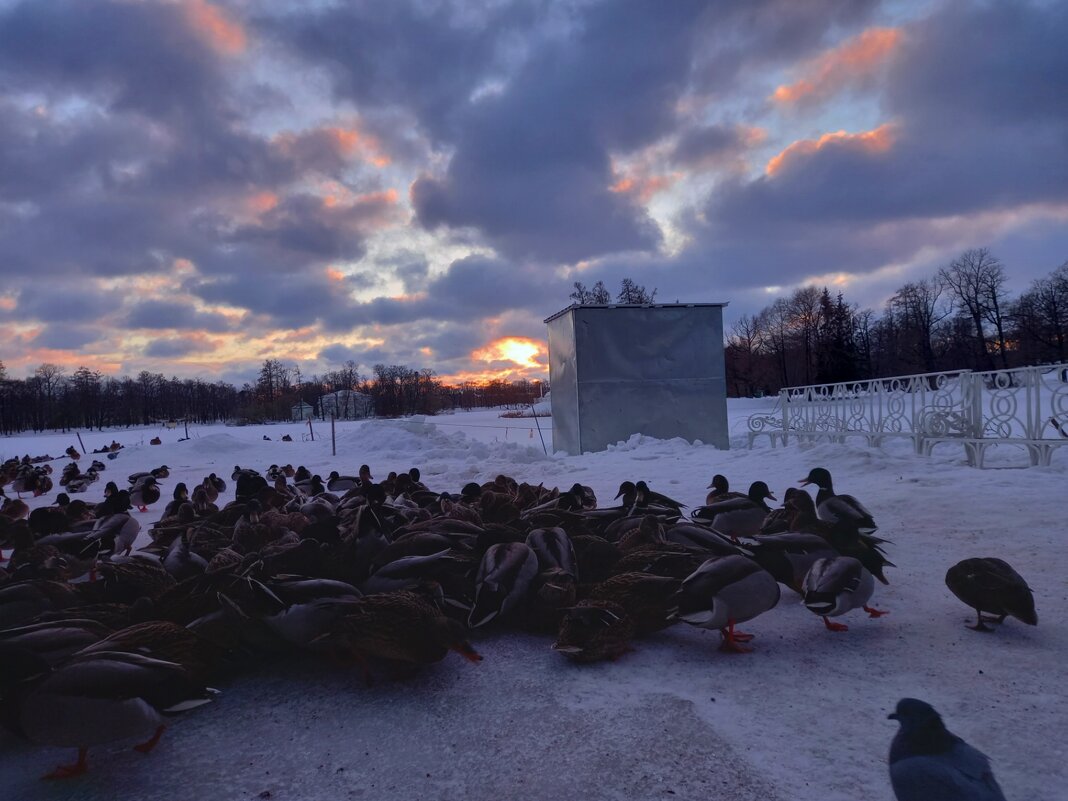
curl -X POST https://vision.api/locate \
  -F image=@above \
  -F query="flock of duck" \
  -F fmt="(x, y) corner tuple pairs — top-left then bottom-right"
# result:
(0, 455), (1037, 797)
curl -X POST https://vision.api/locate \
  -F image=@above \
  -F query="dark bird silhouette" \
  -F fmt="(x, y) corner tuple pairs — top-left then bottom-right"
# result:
(888, 698), (1007, 801)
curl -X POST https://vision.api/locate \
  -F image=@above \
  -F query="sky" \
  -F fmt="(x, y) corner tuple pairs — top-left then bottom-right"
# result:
(0, 0), (1066, 386)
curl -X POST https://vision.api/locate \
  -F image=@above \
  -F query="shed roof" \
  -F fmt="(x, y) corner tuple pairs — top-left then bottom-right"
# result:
(543, 302), (728, 324)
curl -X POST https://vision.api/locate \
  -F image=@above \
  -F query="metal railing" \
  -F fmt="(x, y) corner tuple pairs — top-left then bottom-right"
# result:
(747, 363), (1068, 467)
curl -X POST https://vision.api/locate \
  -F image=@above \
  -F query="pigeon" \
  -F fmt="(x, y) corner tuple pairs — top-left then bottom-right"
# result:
(888, 698), (1007, 801)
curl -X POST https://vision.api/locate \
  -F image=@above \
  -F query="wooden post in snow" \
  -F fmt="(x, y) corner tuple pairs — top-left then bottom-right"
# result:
(308, 417), (315, 442)
(331, 413), (336, 456)
(76, 432), (87, 457)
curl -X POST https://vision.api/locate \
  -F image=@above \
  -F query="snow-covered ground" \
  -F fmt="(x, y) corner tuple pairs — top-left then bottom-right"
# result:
(1, 398), (1065, 800)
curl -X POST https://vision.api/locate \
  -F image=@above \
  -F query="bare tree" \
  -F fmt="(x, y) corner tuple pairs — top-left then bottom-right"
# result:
(889, 278), (951, 372)
(939, 248), (1009, 369)
(1013, 261), (1068, 362)
(616, 278), (657, 304)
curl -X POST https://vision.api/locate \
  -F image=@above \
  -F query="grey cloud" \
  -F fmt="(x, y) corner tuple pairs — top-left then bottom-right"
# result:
(15, 286), (113, 323)
(670, 124), (756, 168)
(124, 300), (236, 333)
(144, 337), (216, 358)
(31, 324), (105, 351)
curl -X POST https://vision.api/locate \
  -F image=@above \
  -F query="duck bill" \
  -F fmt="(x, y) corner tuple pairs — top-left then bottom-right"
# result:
(798, 479), (811, 486)
(766, 492), (778, 502)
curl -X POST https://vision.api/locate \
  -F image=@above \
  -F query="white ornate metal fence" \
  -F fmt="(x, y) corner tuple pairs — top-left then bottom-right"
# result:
(747, 363), (1068, 468)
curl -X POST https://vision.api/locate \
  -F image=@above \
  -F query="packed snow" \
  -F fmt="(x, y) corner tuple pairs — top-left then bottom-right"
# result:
(1, 398), (1064, 800)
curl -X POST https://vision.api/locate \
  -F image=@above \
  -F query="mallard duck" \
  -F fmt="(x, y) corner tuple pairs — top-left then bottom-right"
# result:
(525, 527), (577, 577)
(617, 514), (670, 552)
(673, 555), (780, 652)
(0, 645), (216, 778)
(749, 532), (837, 592)
(802, 556), (888, 632)
(704, 474), (745, 505)
(587, 572), (680, 636)
(162, 483), (189, 518)
(945, 558), (1037, 632)
(0, 580), (85, 629)
(690, 481), (776, 541)
(206, 473), (225, 494)
(663, 522), (751, 557)
(610, 543), (711, 581)
(325, 590), (481, 671)
(799, 467), (877, 533)
(468, 542), (539, 628)
(0, 618), (114, 666)
(163, 531), (207, 580)
(88, 494), (140, 557)
(326, 471), (359, 493)
(569, 535), (621, 584)
(2, 496), (30, 520)
(75, 620), (227, 683)
(787, 491), (894, 584)
(131, 477), (160, 513)
(888, 698), (1008, 801)
(552, 600), (635, 663)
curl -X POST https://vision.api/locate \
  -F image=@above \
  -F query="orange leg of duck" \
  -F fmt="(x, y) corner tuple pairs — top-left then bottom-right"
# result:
(138, 505), (148, 513)
(863, 605), (889, 618)
(719, 620), (754, 653)
(133, 725), (166, 754)
(822, 616), (849, 632)
(43, 747), (89, 779)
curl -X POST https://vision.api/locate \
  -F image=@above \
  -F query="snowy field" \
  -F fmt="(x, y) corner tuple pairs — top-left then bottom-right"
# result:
(1, 398), (1065, 800)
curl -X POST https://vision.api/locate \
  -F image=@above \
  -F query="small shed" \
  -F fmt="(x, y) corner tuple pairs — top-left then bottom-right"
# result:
(291, 401), (314, 422)
(321, 390), (374, 420)
(544, 303), (729, 454)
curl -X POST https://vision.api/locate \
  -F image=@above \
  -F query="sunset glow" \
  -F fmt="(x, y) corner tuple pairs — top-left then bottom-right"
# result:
(473, 337), (545, 371)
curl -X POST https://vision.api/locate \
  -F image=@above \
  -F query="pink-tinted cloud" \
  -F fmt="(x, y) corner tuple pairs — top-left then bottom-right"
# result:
(772, 27), (901, 105)
(183, 0), (246, 56)
(765, 123), (896, 176)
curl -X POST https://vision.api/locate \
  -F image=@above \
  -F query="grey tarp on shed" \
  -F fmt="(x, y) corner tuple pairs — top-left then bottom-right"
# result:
(545, 303), (728, 454)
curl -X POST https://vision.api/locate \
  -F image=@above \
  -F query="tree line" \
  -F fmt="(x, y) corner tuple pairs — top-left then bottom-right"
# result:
(0, 358), (548, 434)
(726, 248), (1068, 396)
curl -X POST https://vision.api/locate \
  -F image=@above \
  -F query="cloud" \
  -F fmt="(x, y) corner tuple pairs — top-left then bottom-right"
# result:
(31, 324), (106, 351)
(771, 26), (901, 105)
(14, 286), (113, 323)
(670, 124), (765, 169)
(124, 300), (237, 333)
(144, 336), (218, 358)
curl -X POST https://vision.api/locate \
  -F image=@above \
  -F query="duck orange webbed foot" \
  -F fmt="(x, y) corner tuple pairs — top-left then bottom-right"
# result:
(863, 605), (889, 618)
(43, 749), (88, 780)
(718, 635), (752, 654)
(822, 616), (849, 632)
(133, 725), (166, 754)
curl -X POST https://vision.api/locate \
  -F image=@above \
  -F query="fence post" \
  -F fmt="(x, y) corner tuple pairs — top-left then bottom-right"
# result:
(331, 413), (336, 456)
(530, 403), (548, 455)
(779, 390), (789, 445)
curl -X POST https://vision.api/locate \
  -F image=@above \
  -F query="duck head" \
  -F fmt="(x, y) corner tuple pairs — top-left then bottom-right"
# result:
(707, 474), (730, 492)
(799, 467), (833, 490)
(747, 481), (777, 503)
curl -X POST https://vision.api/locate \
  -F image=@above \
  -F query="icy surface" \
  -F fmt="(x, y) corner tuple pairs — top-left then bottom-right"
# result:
(1, 400), (1065, 799)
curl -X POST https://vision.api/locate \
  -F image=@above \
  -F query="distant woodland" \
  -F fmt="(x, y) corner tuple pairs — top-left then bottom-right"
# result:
(0, 359), (544, 435)
(724, 249), (1068, 396)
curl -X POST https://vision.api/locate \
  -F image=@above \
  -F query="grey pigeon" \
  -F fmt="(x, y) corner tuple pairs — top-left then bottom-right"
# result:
(888, 698), (1007, 801)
